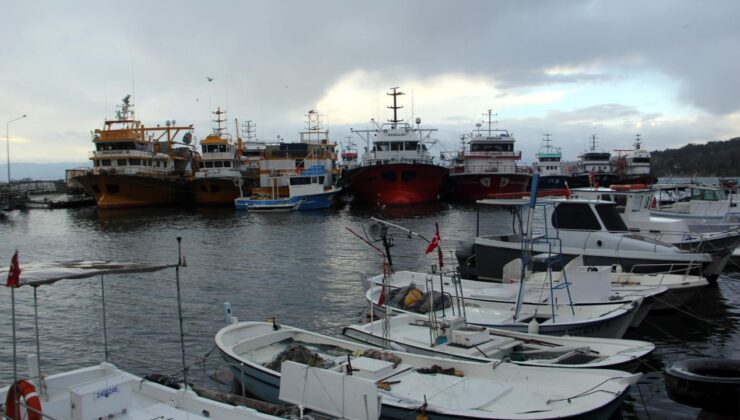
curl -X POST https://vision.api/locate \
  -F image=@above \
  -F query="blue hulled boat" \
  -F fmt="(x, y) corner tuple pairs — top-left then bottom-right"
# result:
(235, 165), (340, 211)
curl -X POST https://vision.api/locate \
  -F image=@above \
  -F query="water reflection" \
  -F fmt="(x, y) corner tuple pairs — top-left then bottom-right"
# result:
(0, 205), (738, 419)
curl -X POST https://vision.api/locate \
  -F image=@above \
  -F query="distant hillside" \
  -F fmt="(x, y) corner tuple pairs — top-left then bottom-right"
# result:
(0, 162), (88, 182)
(651, 138), (740, 177)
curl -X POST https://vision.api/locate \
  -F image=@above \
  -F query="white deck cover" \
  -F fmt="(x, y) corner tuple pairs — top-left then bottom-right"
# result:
(279, 361), (380, 420)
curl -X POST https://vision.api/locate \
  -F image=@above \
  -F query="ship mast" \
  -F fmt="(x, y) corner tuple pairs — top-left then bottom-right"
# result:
(543, 133), (552, 149)
(483, 109), (498, 136)
(634, 133), (642, 150)
(212, 107), (227, 136)
(241, 120), (257, 141)
(387, 87), (404, 128)
(589, 134), (598, 151)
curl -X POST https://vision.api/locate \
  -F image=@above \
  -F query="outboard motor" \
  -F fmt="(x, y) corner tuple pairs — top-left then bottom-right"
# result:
(455, 240), (477, 279)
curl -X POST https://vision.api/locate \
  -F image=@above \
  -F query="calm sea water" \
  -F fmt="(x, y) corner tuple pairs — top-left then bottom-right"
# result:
(1, 203), (738, 419)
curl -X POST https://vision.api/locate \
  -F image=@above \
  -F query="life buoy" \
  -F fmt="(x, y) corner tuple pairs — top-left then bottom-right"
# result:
(5, 380), (42, 420)
(665, 358), (740, 415)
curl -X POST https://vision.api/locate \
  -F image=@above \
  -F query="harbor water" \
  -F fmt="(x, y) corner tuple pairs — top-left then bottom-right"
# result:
(1, 204), (739, 418)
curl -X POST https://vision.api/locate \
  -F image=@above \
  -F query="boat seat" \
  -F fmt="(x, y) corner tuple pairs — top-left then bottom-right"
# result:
(470, 336), (519, 358)
(231, 330), (295, 356)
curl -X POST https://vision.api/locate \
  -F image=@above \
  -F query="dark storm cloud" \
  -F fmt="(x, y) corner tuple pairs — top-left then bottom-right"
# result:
(6, 0), (736, 114)
(1, 0), (738, 161)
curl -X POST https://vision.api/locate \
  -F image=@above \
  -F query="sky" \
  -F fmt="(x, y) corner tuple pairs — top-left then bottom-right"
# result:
(1, 0), (738, 175)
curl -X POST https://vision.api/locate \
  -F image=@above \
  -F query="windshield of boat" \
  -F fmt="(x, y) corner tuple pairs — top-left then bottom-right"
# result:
(551, 202), (601, 230)
(595, 203), (629, 232)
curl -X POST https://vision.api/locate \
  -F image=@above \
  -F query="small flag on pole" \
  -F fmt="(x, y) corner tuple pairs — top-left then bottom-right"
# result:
(425, 231), (440, 254)
(6, 250), (21, 288)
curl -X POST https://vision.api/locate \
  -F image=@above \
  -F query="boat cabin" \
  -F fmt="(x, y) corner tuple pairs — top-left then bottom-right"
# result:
(288, 165), (329, 197)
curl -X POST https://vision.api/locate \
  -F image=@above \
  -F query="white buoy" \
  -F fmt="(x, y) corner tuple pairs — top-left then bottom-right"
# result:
(224, 302), (233, 325)
(528, 318), (540, 334)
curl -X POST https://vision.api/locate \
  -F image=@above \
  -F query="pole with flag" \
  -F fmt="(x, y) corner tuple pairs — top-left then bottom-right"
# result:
(7, 250), (22, 383)
(425, 223), (445, 317)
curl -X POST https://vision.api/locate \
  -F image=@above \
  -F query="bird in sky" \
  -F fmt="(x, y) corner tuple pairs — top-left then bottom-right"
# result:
(206, 77), (214, 82)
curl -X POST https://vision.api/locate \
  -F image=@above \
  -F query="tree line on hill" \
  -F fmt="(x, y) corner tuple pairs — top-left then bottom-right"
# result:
(650, 137), (740, 177)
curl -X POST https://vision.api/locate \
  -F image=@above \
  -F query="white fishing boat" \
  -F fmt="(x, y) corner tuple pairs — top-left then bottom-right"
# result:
(0, 258), (286, 420)
(364, 283), (639, 338)
(0, 362), (280, 420)
(363, 267), (664, 328)
(0, 251), (359, 420)
(216, 320), (641, 420)
(343, 313), (654, 370)
(456, 197), (726, 282)
(570, 187), (740, 257)
(649, 184), (737, 222)
(518, 254), (710, 310)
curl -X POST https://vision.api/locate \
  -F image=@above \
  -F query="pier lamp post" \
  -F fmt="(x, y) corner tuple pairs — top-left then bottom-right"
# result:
(6, 114), (27, 187)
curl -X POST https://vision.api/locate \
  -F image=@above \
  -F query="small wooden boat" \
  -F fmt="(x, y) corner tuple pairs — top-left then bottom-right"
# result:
(343, 313), (654, 370)
(216, 320), (641, 420)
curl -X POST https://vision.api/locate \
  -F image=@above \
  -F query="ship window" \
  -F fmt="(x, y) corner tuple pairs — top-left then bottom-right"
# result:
(295, 160), (305, 169)
(223, 161), (231, 168)
(105, 184), (120, 194)
(201, 145), (207, 153)
(613, 195), (627, 207)
(693, 188), (723, 201)
(117, 159), (127, 166)
(632, 196), (643, 212)
(101, 160), (111, 166)
(376, 142), (390, 152)
(312, 176), (318, 183)
(318, 176), (325, 184)
(205, 161), (214, 168)
(199, 162), (205, 168)
(129, 159), (141, 166)
(391, 142), (402, 151)
(633, 157), (650, 163)
(404, 141), (418, 151)
(290, 177), (311, 185)
(215, 161), (224, 168)
(552, 203), (601, 230)
(401, 171), (418, 182)
(219, 145), (227, 152)
(595, 204), (628, 231)
(381, 171), (397, 182)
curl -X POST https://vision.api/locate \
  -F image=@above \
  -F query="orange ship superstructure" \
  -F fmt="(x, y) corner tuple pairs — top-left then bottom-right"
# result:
(75, 95), (196, 208)
(190, 108), (254, 205)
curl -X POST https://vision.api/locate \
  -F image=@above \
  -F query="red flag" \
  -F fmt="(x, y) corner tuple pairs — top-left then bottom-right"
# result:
(589, 168), (596, 187)
(425, 231), (440, 254)
(564, 181), (572, 199)
(6, 250), (21, 288)
(377, 287), (386, 306)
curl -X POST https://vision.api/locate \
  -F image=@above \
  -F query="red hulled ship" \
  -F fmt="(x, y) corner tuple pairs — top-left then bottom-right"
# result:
(445, 110), (531, 201)
(341, 88), (447, 206)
